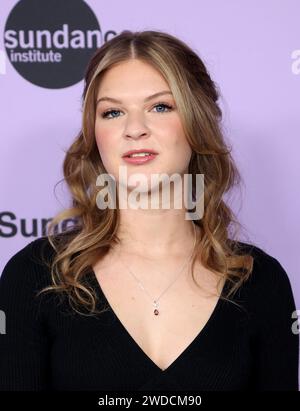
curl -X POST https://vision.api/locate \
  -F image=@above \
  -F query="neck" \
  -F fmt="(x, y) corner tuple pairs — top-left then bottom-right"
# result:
(114, 208), (198, 259)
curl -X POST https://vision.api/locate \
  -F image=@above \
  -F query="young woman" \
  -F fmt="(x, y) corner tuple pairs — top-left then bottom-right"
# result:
(0, 30), (298, 391)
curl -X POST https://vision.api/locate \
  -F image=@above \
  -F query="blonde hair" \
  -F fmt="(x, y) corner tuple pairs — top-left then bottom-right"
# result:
(38, 29), (254, 316)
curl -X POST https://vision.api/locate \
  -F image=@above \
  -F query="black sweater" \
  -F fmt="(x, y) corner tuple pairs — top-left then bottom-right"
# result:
(0, 236), (299, 391)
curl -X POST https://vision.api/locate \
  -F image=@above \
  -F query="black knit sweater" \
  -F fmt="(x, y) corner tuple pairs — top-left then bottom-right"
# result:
(0, 236), (299, 391)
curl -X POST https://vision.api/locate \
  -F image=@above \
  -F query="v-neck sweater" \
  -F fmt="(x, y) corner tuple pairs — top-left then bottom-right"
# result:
(0, 235), (299, 391)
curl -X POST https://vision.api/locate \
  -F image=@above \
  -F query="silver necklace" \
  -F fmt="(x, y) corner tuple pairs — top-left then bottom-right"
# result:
(118, 223), (197, 316)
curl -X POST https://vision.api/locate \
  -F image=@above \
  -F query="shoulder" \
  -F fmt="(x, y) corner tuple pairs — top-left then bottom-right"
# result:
(0, 229), (78, 293)
(235, 240), (292, 286)
(232, 240), (296, 311)
(0, 236), (54, 296)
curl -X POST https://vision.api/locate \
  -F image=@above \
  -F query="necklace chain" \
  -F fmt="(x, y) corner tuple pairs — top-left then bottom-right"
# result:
(118, 224), (197, 316)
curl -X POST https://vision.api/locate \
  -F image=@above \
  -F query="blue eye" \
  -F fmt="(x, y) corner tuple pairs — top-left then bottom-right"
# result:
(101, 109), (121, 119)
(153, 103), (173, 113)
(101, 102), (173, 119)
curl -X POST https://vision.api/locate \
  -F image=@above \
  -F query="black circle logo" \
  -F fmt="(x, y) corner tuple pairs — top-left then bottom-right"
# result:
(4, 0), (101, 89)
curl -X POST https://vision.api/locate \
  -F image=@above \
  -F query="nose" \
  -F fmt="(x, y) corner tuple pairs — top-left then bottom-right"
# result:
(126, 131), (148, 140)
(123, 112), (150, 140)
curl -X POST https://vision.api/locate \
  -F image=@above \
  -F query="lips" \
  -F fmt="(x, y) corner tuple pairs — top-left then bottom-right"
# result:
(122, 152), (158, 165)
(122, 148), (158, 158)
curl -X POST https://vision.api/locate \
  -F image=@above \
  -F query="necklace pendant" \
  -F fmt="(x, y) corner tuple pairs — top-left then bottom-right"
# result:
(153, 300), (159, 316)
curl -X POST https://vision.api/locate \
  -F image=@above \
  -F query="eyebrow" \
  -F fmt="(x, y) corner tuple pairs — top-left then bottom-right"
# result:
(96, 90), (173, 106)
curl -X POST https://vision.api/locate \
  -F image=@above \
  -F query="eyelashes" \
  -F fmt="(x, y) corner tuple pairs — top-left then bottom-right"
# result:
(100, 102), (174, 120)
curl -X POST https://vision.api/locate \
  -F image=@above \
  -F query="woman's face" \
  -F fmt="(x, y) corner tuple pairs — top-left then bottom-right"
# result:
(94, 59), (192, 194)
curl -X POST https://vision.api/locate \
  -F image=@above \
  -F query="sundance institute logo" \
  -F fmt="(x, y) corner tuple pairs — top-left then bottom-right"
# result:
(3, 0), (106, 88)
(95, 167), (204, 221)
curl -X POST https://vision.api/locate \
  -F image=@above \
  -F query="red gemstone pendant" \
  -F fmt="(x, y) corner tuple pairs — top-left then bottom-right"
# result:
(154, 309), (159, 315)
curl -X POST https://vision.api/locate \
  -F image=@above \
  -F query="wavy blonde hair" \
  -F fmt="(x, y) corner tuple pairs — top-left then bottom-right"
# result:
(38, 29), (254, 316)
